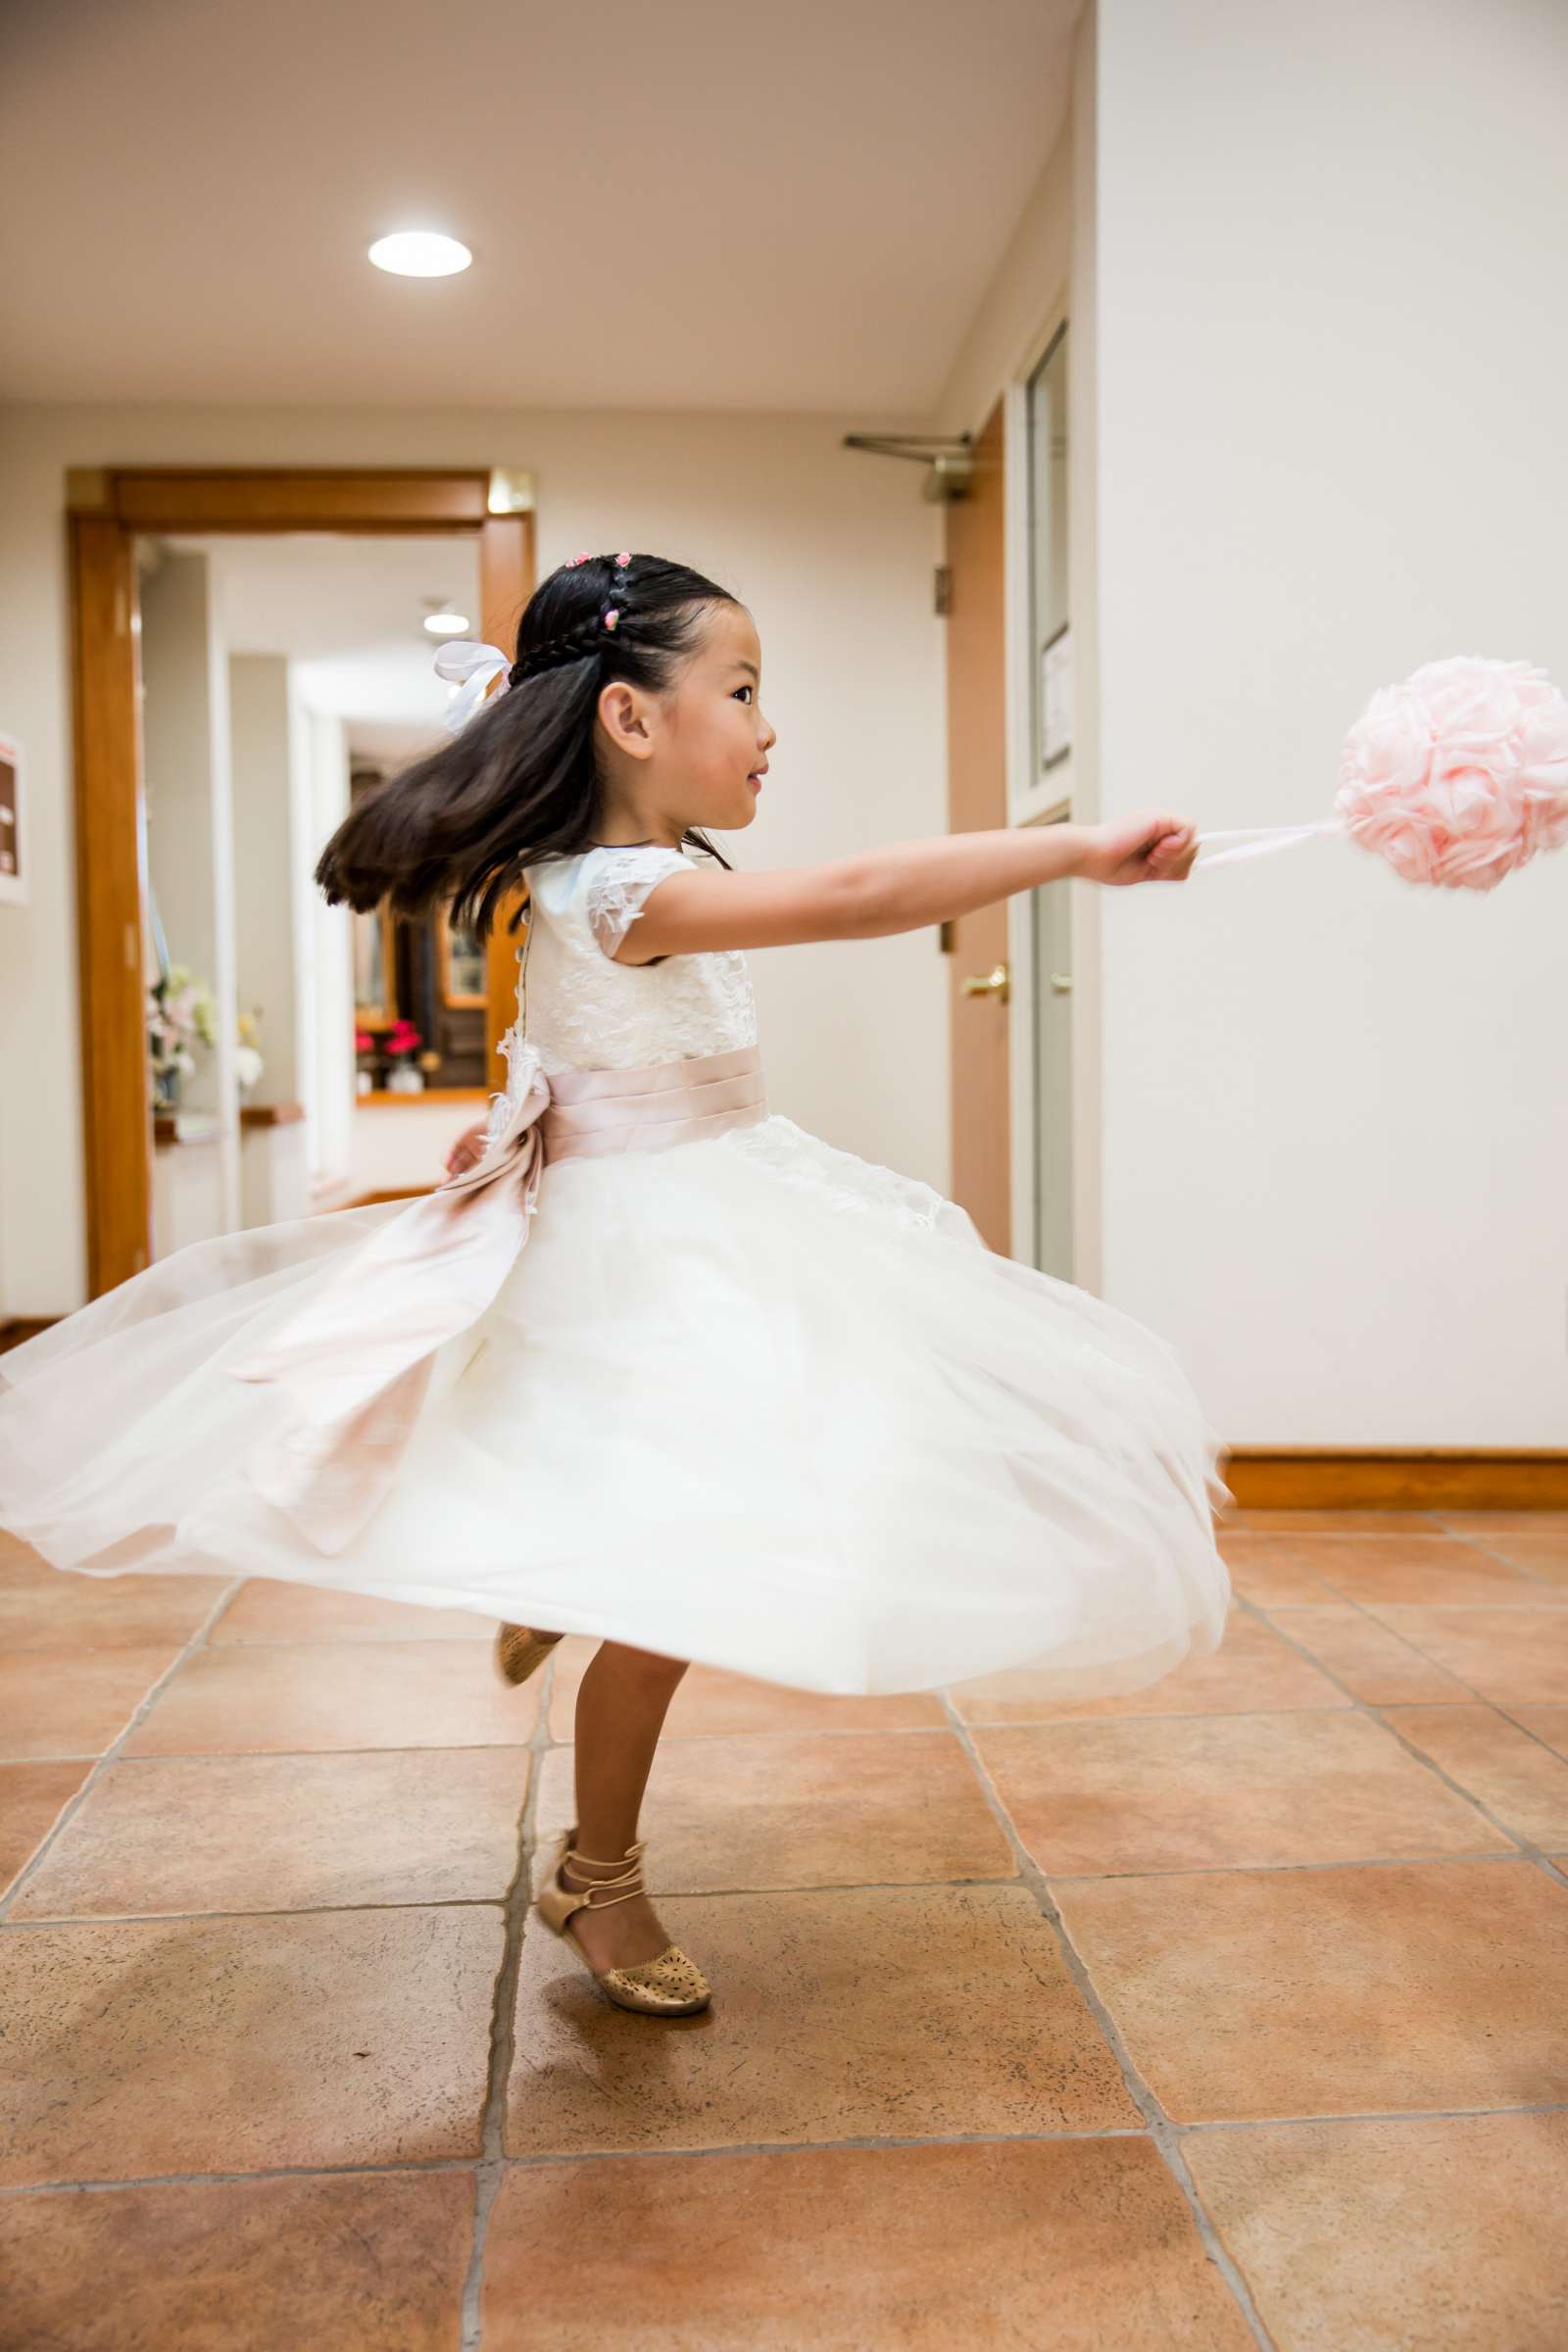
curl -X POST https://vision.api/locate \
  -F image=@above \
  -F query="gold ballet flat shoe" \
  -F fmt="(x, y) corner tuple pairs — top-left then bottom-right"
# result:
(532, 1827), (711, 2017)
(493, 1623), (563, 1689)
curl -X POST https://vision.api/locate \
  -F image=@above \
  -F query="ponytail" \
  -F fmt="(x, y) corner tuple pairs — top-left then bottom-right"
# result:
(315, 553), (737, 940)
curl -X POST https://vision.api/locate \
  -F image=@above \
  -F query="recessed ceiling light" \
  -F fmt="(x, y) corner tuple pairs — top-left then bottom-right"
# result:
(368, 230), (472, 278)
(422, 610), (471, 637)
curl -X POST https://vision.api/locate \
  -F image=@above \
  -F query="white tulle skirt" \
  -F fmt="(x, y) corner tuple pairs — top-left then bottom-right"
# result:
(0, 1114), (1233, 1697)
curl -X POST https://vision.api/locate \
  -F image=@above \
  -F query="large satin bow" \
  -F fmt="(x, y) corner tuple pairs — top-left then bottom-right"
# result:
(231, 1040), (549, 1552)
(432, 638), (512, 733)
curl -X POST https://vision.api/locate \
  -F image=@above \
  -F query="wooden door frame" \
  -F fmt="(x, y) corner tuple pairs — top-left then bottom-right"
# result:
(65, 466), (535, 1297)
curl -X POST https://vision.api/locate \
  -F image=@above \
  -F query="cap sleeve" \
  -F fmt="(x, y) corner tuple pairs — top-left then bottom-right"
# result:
(583, 845), (691, 958)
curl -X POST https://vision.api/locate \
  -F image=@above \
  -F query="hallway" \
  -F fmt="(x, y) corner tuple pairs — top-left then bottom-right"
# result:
(3, 1509), (1566, 2348)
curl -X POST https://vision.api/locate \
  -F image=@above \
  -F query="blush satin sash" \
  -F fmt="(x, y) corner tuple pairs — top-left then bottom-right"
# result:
(232, 1041), (767, 1552)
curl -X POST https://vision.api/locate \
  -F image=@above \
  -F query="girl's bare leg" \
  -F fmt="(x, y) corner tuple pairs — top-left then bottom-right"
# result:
(551, 1639), (690, 1974)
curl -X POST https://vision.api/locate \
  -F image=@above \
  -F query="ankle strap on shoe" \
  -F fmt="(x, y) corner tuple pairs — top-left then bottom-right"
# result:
(564, 1837), (647, 1870)
(560, 1838), (647, 1910)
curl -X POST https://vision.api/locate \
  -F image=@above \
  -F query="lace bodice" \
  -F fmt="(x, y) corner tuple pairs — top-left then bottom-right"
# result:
(515, 842), (758, 1075)
(486, 840), (967, 1241)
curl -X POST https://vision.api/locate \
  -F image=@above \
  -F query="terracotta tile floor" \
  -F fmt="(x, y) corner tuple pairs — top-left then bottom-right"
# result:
(3, 1510), (1567, 2350)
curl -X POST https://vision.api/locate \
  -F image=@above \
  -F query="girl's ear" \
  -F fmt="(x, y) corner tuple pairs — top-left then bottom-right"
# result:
(597, 679), (654, 759)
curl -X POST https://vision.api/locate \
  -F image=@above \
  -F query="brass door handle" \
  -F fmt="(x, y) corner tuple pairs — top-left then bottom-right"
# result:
(960, 961), (1010, 1004)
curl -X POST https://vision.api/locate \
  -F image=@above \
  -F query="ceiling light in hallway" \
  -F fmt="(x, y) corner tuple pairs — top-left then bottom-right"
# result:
(422, 610), (470, 636)
(368, 230), (472, 278)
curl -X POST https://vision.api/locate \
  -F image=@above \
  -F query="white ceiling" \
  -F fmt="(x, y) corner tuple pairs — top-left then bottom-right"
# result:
(156, 531), (482, 734)
(1, 0), (1078, 414)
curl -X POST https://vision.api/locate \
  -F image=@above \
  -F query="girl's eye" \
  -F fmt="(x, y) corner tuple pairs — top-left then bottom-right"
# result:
(733, 685), (753, 704)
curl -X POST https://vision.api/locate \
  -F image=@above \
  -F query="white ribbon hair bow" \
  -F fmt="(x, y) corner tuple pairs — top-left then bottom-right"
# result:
(433, 639), (513, 735)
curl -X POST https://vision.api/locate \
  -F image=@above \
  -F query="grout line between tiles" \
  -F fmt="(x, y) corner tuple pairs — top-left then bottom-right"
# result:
(0, 2128), (1152, 2201)
(5, 1740), (539, 1767)
(7, 1845), (1550, 1931)
(1490, 1703), (1568, 1769)
(6, 1705), (1379, 1771)
(1415, 1523), (1568, 1600)
(459, 1647), (555, 2352)
(544, 1704), (1355, 1737)
(0, 2158), (482, 2200)
(0, 1576), (246, 1926)
(939, 1692), (1280, 2352)
(1172, 2098), (1568, 2134)
(1236, 1594), (1568, 1893)
(9, 2100), (1567, 2201)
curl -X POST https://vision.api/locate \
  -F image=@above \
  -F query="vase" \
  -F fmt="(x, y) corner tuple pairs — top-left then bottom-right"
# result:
(385, 1062), (423, 1096)
(153, 1066), (182, 1111)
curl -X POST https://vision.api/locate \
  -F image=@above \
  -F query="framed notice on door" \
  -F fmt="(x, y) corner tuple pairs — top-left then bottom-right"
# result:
(0, 732), (25, 905)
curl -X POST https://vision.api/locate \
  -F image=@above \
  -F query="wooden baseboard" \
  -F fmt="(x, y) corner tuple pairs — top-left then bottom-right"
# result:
(1223, 1448), (1568, 1511)
(0, 1317), (60, 1354)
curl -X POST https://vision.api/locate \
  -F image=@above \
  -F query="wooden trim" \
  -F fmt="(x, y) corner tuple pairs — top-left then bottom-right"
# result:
(239, 1101), (307, 1127)
(1223, 1448), (1568, 1512)
(91, 468), (495, 534)
(152, 1114), (221, 1147)
(69, 469), (533, 1296)
(0, 1317), (61, 1353)
(357, 1087), (489, 1106)
(70, 511), (152, 1294)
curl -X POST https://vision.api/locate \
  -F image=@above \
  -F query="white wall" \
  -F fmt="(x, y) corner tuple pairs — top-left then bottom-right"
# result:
(1092, 0), (1568, 1443)
(0, 405), (947, 1315)
(227, 653), (302, 1104)
(139, 546), (239, 1226)
(346, 1100), (480, 1200)
(304, 710), (354, 1196)
(935, 92), (1073, 448)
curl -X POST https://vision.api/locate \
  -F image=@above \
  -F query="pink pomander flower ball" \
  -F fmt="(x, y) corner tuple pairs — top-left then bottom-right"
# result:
(1336, 656), (1568, 891)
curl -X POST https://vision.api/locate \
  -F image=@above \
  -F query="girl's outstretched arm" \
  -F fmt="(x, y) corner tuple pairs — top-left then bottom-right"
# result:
(618, 809), (1199, 961)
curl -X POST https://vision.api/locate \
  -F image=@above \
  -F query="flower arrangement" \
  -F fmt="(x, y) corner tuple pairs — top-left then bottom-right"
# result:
(352, 1019), (427, 1095)
(382, 1018), (424, 1095)
(147, 964), (217, 1108)
(383, 1019), (422, 1061)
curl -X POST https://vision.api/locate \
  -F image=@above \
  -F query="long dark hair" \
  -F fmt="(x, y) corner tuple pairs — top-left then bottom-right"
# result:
(315, 552), (738, 939)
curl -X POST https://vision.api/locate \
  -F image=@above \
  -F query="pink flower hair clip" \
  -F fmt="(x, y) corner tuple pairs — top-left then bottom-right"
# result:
(603, 549), (633, 633)
(561, 547), (635, 630)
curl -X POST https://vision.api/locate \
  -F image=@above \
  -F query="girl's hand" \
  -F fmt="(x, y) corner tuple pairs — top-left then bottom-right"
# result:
(443, 1118), (491, 1178)
(1078, 810), (1199, 887)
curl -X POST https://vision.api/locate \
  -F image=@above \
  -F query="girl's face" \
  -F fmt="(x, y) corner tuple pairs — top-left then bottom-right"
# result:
(654, 602), (776, 834)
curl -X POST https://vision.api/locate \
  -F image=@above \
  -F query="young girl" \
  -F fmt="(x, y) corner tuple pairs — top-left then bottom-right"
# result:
(0, 550), (1230, 2020)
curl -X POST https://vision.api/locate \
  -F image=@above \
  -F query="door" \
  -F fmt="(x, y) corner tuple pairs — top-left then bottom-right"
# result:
(1025, 326), (1074, 1277)
(68, 469), (533, 1294)
(944, 398), (1010, 1251)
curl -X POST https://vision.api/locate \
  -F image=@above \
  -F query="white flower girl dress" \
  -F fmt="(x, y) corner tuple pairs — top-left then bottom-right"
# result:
(0, 843), (1232, 1697)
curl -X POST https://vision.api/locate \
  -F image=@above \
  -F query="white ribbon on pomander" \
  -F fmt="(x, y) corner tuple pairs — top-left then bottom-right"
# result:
(433, 639), (513, 734)
(1194, 817), (1347, 869)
